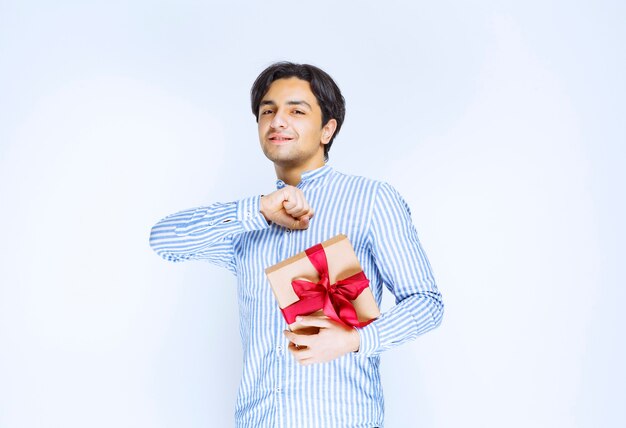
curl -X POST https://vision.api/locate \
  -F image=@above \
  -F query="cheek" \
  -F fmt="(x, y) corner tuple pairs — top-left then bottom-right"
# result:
(306, 127), (323, 142)
(298, 122), (318, 137)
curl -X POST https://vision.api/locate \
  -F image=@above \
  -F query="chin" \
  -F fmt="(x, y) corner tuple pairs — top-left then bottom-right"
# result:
(262, 146), (295, 161)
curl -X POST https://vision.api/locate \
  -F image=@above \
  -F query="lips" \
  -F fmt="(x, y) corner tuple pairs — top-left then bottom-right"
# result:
(268, 133), (294, 144)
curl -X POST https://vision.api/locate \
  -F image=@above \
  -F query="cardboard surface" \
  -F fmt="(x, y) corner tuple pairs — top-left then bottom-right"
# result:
(265, 234), (380, 331)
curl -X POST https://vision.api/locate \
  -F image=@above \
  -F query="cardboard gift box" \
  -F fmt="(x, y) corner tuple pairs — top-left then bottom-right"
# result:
(265, 234), (380, 334)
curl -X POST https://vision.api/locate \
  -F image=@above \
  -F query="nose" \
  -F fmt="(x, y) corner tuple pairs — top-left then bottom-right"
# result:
(270, 109), (288, 129)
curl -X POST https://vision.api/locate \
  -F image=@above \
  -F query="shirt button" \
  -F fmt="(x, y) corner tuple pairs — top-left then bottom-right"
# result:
(275, 386), (282, 393)
(277, 345), (283, 353)
(285, 229), (291, 234)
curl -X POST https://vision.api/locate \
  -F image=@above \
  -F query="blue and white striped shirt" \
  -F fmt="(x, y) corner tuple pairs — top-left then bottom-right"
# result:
(149, 165), (443, 428)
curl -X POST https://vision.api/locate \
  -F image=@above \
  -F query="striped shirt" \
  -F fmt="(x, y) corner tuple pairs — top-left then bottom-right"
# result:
(149, 165), (444, 428)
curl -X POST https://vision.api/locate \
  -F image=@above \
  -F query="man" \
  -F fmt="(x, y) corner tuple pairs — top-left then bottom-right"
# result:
(150, 62), (444, 428)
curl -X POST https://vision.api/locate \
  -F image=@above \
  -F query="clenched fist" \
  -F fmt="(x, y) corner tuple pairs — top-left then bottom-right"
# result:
(260, 185), (314, 230)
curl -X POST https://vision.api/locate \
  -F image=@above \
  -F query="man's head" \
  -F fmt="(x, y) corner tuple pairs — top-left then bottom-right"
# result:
(251, 62), (346, 163)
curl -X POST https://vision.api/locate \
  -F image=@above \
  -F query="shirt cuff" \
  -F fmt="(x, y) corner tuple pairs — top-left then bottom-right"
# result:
(355, 321), (381, 357)
(237, 195), (271, 232)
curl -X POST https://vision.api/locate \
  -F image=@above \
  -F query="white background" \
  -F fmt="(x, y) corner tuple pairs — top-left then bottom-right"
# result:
(1, 1), (624, 427)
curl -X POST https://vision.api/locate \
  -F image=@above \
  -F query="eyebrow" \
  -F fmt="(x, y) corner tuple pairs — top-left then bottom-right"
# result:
(260, 100), (313, 110)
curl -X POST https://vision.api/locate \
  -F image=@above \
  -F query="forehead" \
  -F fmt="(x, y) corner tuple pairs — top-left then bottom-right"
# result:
(262, 77), (318, 105)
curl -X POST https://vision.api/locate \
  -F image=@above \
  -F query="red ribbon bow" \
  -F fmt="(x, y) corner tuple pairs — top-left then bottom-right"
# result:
(281, 243), (372, 328)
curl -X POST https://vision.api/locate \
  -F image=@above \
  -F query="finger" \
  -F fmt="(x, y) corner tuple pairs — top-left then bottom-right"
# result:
(287, 341), (312, 357)
(284, 330), (313, 347)
(291, 212), (314, 229)
(295, 315), (334, 328)
(295, 194), (313, 219)
(283, 197), (298, 212)
(292, 350), (317, 366)
(283, 189), (312, 218)
(276, 189), (313, 229)
(288, 215), (311, 230)
(288, 343), (315, 365)
(292, 192), (310, 217)
(283, 193), (305, 216)
(281, 187), (300, 208)
(287, 206), (309, 218)
(279, 191), (296, 216)
(297, 215), (310, 228)
(299, 358), (316, 366)
(272, 211), (307, 230)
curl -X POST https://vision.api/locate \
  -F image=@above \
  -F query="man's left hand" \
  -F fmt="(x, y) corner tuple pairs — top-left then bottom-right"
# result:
(283, 315), (360, 365)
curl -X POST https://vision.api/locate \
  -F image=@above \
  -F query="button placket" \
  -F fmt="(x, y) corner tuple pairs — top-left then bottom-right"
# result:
(275, 337), (285, 425)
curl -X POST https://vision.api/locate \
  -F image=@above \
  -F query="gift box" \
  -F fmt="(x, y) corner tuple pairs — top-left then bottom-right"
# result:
(265, 234), (380, 334)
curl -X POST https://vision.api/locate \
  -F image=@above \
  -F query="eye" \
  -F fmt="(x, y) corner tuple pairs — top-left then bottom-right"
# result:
(261, 109), (273, 115)
(294, 109), (305, 115)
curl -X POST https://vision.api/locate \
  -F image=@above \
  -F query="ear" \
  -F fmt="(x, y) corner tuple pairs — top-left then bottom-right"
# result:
(321, 119), (338, 145)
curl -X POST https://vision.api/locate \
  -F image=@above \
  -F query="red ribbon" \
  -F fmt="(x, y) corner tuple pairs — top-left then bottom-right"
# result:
(281, 243), (373, 328)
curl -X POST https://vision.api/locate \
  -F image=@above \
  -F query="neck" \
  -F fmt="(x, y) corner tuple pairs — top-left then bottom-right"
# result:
(274, 157), (326, 186)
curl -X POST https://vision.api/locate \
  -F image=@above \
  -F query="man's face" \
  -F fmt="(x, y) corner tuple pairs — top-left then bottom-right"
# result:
(257, 77), (335, 169)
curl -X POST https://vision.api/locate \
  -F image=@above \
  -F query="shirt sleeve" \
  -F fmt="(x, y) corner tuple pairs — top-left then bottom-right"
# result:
(149, 195), (270, 274)
(356, 182), (444, 356)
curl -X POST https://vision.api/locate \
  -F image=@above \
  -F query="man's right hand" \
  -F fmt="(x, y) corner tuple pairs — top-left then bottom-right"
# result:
(260, 186), (314, 230)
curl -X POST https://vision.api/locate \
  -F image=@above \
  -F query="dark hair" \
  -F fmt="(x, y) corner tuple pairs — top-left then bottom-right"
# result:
(251, 62), (346, 162)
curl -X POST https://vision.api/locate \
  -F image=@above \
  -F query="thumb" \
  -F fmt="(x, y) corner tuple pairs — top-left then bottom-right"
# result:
(272, 211), (311, 230)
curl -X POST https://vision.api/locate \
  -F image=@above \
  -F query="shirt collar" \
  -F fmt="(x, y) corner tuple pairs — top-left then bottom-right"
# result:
(275, 164), (333, 189)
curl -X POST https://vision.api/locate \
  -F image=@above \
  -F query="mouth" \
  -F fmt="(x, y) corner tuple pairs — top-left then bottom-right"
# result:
(268, 134), (295, 144)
